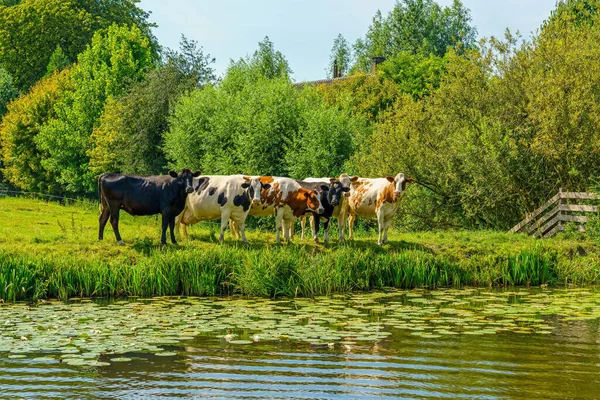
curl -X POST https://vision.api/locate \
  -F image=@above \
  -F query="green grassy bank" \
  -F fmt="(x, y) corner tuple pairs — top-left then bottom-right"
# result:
(0, 197), (598, 302)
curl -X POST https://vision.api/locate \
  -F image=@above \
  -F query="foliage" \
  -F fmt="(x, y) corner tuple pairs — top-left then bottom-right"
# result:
(0, 0), (156, 91)
(35, 24), (154, 194)
(0, 67), (18, 118)
(162, 34), (216, 88)
(378, 51), (447, 99)
(328, 33), (352, 78)
(0, 69), (72, 193)
(316, 73), (401, 123)
(284, 87), (368, 179)
(89, 36), (216, 176)
(351, 0), (477, 72)
(45, 44), (71, 77)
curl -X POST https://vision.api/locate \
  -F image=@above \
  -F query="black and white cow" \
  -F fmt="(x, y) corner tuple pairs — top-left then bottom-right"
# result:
(176, 175), (271, 243)
(98, 169), (203, 245)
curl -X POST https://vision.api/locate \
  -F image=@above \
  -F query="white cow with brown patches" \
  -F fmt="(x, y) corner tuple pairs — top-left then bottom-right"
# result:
(176, 175), (270, 243)
(344, 172), (414, 245)
(231, 176), (325, 243)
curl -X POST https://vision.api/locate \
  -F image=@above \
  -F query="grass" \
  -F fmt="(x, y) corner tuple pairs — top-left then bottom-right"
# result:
(0, 196), (599, 301)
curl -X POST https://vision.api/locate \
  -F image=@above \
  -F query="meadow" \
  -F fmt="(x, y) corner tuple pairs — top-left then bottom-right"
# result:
(0, 196), (598, 302)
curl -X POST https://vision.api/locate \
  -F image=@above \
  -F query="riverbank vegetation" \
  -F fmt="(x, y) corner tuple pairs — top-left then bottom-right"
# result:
(0, 197), (598, 302)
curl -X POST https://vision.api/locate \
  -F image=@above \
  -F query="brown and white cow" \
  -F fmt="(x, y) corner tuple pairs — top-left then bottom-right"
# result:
(231, 176), (325, 243)
(344, 172), (414, 245)
(176, 175), (271, 243)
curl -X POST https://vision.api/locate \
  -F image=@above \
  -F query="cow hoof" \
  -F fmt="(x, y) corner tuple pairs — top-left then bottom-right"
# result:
(117, 240), (125, 246)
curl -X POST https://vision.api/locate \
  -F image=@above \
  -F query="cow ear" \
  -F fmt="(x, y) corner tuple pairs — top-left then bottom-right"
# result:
(192, 170), (202, 177)
(350, 176), (359, 182)
(329, 177), (336, 183)
(320, 184), (329, 191)
(342, 187), (351, 192)
(241, 182), (251, 188)
(262, 183), (271, 190)
(407, 178), (415, 183)
(169, 171), (178, 178)
(386, 176), (394, 183)
(242, 175), (251, 181)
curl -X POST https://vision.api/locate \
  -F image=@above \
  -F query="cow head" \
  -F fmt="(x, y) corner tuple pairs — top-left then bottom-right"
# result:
(169, 169), (202, 194)
(241, 176), (271, 206)
(327, 179), (350, 206)
(385, 173), (414, 200)
(338, 174), (353, 197)
(303, 188), (325, 214)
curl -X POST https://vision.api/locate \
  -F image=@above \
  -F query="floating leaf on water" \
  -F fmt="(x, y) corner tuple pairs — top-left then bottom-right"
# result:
(155, 352), (177, 356)
(110, 357), (132, 362)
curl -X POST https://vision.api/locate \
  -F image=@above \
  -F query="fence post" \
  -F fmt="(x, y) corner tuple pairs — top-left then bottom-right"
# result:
(557, 187), (565, 234)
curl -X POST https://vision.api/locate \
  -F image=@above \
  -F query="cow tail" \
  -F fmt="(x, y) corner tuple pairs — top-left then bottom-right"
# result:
(98, 175), (106, 214)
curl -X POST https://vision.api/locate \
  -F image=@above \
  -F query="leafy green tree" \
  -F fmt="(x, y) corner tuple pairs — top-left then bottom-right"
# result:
(378, 52), (446, 99)
(36, 24), (154, 194)
(0, 67), (18, 118)
(45, 45), (71, 77)
(285, 87), (366, 178)
(89, 37), (216, 176)
(222, 36), (291, 93)
(328, 34), (352, 78)
(0, 0), (155, 91)
(352, 0), (476, 72)
(0, 69), (72, 192)
(163, 35), (216, 88)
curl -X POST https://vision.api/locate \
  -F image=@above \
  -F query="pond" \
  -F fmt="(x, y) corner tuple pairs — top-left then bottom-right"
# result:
(1, 288), (599, 399)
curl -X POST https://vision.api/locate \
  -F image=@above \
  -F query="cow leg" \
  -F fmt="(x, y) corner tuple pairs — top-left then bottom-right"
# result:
(348, 214), (356, 240)
(275, 209), (283, 243)
(383, 218), (392, 244)
(299, 217), (304, 239)
(108, 203), (124, 245)
(239, 220), (248, 243)
(168, 215), (178, 245)
(312, 214), (320, 244)
(323, 218), (331, 244)
(98, 207), (110, 240)
(219, 210), (232, 243)
(159, 212), (170, 246)
(283, 219), (292, 243)
(376, 210), (385, 246)
(337, 209), (346, 243)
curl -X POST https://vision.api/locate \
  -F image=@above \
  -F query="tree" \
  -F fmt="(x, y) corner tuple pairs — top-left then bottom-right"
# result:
(0, 67), (18, 118)
(378, 52), (446, 99)
(328, 34), (352, 78)
(285, 87), (366, 178)
(222, 36), (292, 93)
(89, 38), (216, 177)
(35, 24), (154, 194)
(45, 45), (71, 77)
(0, 69), (72, 193)
(0, 0), (156, 91)
(351, 0), (476, 72)
(163, 35), (216, 89)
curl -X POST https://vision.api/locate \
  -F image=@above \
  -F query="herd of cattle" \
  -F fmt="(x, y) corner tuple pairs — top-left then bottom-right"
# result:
(98, 169), (414, 246)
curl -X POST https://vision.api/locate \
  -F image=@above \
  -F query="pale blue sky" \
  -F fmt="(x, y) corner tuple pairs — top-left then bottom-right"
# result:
(138, 0), (558, 82)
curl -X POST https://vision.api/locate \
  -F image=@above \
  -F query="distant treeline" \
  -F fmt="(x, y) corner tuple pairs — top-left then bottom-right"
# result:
(1, 0), (600, 231)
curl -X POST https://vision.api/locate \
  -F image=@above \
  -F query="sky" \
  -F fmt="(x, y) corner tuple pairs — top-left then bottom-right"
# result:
(138, 0), (559, 82)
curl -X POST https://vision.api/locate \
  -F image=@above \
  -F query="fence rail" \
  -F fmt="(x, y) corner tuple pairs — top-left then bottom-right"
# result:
(510, 190), (600, 238)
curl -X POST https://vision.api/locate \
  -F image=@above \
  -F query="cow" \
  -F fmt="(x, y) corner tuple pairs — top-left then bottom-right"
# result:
(295, 177), (350, 244)
(344, 172), (414, 245)
(231, 176), (325, 243)
(175, 175), (271, 243)
(98, 169), (204, 246)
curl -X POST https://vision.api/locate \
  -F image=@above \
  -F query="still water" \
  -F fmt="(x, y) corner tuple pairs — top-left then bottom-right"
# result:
(1, 288), (599, 399)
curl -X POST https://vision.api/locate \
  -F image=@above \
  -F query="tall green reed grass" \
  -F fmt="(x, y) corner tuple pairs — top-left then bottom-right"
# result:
(0, 242), (565, 302)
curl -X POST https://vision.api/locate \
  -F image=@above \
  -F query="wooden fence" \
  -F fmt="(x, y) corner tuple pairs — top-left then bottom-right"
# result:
(510, 190), (599, 238)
